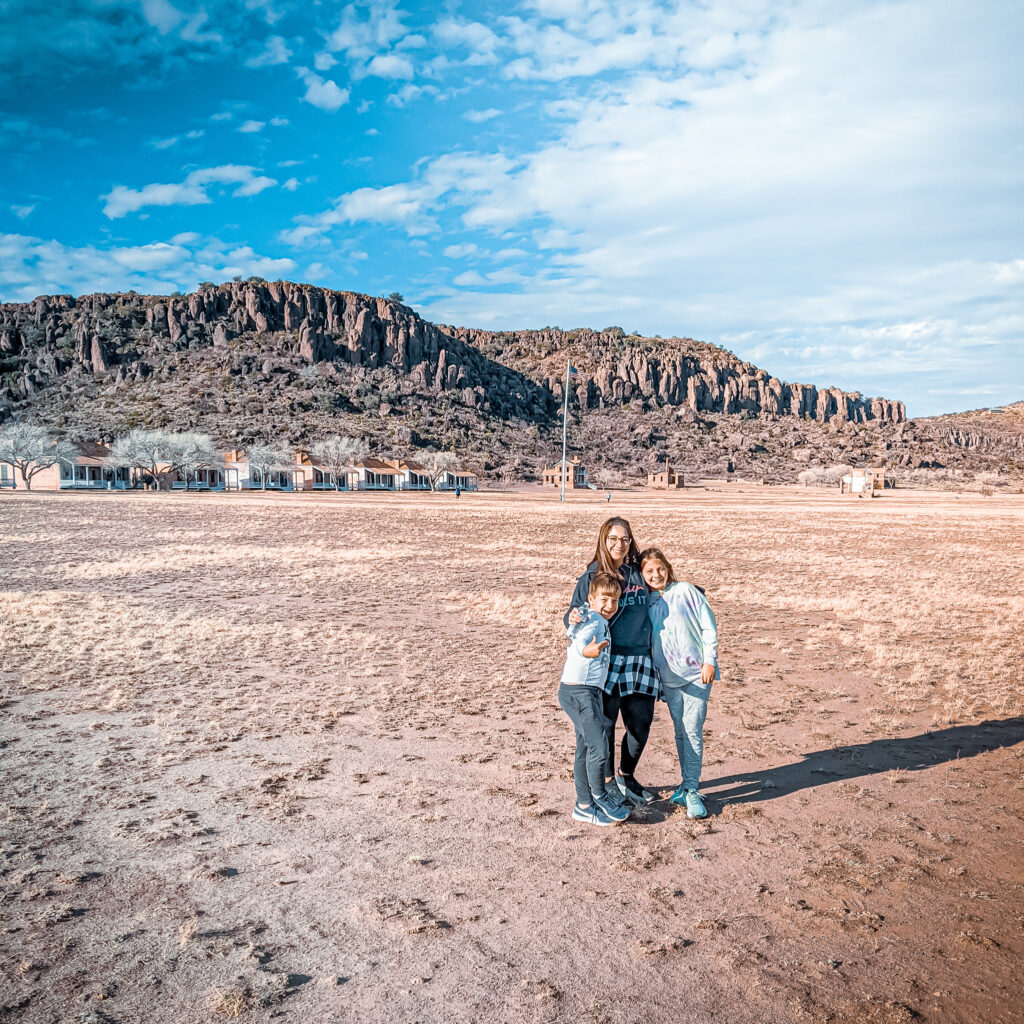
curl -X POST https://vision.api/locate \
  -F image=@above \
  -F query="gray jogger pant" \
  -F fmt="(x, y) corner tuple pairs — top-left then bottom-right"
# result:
(558, 683), (612, 805)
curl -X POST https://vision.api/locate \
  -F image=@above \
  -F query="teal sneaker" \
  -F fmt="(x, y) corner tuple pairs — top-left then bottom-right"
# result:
(669, 783), (687, 806)
(684, 789), (707, 819)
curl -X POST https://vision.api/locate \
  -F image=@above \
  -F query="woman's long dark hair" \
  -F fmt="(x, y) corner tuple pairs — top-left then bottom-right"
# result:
(592, 517), (641, 576)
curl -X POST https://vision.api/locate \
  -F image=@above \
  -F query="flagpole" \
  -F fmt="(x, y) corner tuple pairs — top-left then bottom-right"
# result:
(560, 357), (570, 503)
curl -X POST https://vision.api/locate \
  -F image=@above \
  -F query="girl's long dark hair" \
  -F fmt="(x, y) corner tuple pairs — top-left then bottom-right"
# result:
(592, 517), (641, 576)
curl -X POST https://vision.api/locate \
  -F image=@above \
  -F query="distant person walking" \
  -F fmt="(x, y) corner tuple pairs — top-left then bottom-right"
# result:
(455, 485), (461, 498)
(565, 517), (658, 805)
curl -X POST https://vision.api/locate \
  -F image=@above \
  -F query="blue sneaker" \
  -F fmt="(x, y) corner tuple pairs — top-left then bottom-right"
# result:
(572, 802), (616, 826)
(594, 793), (630, 823)
(669, 783), (687, 806)
(684, 789), (707, 819)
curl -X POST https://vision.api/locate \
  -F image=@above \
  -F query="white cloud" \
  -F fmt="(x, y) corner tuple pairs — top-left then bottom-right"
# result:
(269, 117), (288, 127)
(279, 180), (441, 246)
(314, 51), (338, 71)
(141, 0), (184, 35)
(11, 204), (35, 219)
(150, 135), (180, 149)
(109, 241), (188, 271)
(464, 108), (501, 123)
(337, 183), (435, 230)
(433, 17), (500, 64)
(233, 174), (276, 197)
(246, 34), (291, 68)
(280, 150), (517, 245)
(238, 119), (265, 133)
(443, 243), (479, 259)
(386, 83), (438, 107)
(326, 0), (408, 61)
(0, 231), (296, 302)
(297, 67), (350, 111)
(282, 177), (300, 191)
(185, 128), (205, 139)
(102, 165), (277, 218)
(365, 53), (414, 79)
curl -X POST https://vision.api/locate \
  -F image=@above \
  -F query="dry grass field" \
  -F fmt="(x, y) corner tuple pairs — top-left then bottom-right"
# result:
(1, 486), (1022, 1024)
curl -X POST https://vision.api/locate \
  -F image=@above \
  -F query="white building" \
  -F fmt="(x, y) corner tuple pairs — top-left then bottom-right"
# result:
(435, 467), (478, 491)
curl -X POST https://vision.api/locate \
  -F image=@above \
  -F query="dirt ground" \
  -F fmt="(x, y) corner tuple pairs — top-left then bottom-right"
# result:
(1, 486), (1022, 1024)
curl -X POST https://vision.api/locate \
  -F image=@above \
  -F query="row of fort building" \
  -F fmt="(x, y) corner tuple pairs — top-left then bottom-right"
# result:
(0, 442), (479, 493)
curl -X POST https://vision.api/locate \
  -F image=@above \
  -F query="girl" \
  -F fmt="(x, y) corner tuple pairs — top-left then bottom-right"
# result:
(640, 547), (719, 819)
(565, 517), (659, 805)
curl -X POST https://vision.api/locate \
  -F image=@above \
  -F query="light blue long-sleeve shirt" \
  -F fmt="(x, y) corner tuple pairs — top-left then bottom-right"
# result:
(561, 605), (611, 687)
(649, 582), (719, 687)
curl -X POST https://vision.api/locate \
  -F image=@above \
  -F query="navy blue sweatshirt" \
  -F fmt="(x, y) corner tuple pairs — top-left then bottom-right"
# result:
(564, 561), (652, 657)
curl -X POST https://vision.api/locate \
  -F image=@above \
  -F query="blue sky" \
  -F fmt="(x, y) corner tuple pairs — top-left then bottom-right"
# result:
(1, 0), (1021, 417)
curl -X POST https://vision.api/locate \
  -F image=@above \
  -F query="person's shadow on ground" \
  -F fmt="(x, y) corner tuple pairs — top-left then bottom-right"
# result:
(700, 716), (1024, 807)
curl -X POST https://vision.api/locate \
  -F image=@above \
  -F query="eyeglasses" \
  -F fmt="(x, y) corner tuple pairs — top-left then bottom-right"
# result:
(607, 536), (630, 546)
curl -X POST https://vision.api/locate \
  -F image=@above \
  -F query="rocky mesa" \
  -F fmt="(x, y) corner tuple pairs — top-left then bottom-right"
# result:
(1, 279), (902, 426)
(2, 280), (1020, 486)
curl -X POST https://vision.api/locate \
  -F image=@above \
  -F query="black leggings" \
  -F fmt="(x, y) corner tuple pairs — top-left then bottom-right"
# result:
(602, 691), (656, 779)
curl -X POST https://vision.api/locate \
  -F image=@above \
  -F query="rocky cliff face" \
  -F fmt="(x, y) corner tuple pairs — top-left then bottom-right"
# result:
(0, 281), (551, 420)
(450, 326), (905, 424)
(1, 281), (903, 427)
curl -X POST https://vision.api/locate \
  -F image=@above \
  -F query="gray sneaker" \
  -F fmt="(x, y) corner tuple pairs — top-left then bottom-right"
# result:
(572, 802), (616, 827)
(616, 774), (656, 805)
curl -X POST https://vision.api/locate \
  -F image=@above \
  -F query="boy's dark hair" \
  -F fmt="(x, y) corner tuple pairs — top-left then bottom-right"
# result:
(589, 571), (622, 597)
(638, 547), (677, 586)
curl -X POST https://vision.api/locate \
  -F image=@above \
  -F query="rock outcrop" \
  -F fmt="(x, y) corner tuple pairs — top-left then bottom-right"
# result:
(450, 325), (905, 424)
(0, 282), (551, 420)
(0, 282), (904, 427)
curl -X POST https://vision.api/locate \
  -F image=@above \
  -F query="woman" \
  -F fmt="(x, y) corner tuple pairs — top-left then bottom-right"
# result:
(565, 517), (659, 804)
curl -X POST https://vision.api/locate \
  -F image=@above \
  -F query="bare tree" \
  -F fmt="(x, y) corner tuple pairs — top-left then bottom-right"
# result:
(106, 429), (172, 487)
(310, 435), (369, 490)
(797, 467), (827, 487)
(0, 424), (76, 491)
(166, 432), (222, 490)
(426, 451), (458, 491)
(825, 464), (853, 485)
(247, 443), (293, 490)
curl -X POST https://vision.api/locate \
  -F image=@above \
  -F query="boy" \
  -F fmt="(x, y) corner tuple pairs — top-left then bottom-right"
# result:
(558, 573), (631, 826)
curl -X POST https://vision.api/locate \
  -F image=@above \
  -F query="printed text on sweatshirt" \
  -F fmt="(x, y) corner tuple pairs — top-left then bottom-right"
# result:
(563, 562), (651, 657)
